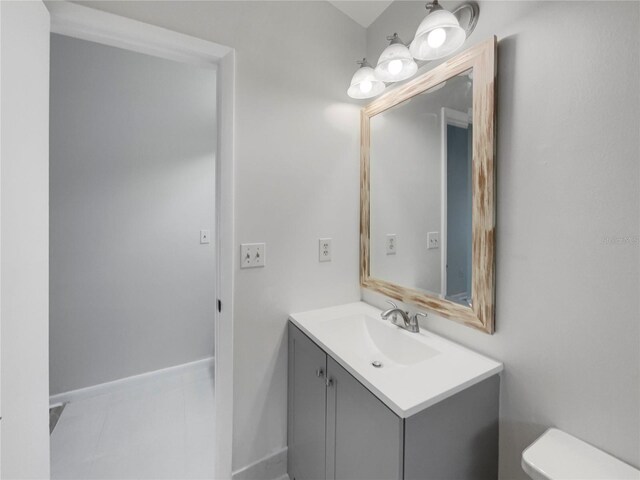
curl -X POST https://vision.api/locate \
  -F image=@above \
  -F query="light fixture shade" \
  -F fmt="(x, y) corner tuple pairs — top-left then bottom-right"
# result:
(347, 62), (385, 99)
(409, 9), (466, 61)
(374, 41), (418, 82)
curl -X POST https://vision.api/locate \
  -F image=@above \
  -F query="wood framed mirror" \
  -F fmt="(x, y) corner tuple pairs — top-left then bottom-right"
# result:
(360, 36), (497, 333)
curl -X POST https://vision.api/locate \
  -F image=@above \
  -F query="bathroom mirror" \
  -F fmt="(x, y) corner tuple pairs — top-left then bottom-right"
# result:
(360, 37), (496, 333)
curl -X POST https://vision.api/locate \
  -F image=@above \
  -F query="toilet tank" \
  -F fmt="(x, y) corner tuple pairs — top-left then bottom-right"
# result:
(522, 428), (640, 480)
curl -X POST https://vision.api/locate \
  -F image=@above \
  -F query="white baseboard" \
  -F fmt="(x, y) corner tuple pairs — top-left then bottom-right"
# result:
(232, 447), (288, 480)
(49, 356), (214, 406)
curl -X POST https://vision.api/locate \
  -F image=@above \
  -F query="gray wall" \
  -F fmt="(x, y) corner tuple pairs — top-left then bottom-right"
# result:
(74, 1), (365, 471)
(365, 1), (640, 478)
(49, 34), (217, 394)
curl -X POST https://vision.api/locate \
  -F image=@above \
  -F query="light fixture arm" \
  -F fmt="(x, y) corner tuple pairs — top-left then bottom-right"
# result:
(425, 0), (444, 13)
(385, 33), (406, 46)
(357, 58), (372, 68)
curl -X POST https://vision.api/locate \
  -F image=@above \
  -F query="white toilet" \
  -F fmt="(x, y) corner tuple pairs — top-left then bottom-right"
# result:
(522, 428), (640, 480)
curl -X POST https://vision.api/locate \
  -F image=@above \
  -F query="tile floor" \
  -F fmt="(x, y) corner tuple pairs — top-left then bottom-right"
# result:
(51, 363), (215, 479)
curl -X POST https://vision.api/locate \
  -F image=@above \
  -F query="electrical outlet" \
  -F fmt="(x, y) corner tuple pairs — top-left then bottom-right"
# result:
(200, 229), (211, 244)
(427, 232), (440, 250)
(386, 234), (397, 255)
(319, 238), (332, 262)
(240, 243), (266, 268)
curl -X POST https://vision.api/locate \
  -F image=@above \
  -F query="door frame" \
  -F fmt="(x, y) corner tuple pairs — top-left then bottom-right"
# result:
(440, 107), (471, 298)
(47, 2), (236, 478)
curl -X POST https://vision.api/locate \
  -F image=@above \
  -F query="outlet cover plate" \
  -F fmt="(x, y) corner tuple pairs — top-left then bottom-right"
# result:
(427, 232), (440, 250)
(319, 238), (332, 262)
(386, 234), (397, 255)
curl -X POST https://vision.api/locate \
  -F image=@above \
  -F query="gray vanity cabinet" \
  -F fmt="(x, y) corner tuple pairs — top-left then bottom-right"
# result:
(288, 322), (499, 480)
(288, 324), (402, 480)
(326, 356), (403, 480)
(288, 323), (328, 480)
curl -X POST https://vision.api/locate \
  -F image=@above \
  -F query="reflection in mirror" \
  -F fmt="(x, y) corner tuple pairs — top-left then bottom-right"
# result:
(369, 69), (473, 306)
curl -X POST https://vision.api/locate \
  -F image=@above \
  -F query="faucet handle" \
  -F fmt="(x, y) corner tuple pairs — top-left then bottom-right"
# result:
(385, 300), (398, 309)
(413, 312), (428, 323)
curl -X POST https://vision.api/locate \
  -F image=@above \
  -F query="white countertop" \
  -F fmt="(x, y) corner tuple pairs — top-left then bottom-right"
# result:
(289, 302), (503, 418)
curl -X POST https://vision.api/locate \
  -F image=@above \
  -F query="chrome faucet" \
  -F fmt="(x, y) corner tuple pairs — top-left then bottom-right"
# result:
(381, 301), (426, 333)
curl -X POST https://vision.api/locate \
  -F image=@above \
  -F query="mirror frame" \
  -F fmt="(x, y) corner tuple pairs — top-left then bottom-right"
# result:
(360, 36), (497, 334)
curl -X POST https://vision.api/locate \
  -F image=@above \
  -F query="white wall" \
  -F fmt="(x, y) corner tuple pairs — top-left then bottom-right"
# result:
(49, 34), (217, 394)
(73, 0), (365, 471)
(365, 1), (640, 478)
(0, 1), (51, 477)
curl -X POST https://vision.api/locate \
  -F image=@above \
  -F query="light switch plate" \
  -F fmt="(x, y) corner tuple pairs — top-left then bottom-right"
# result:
(427, 232), (440, 249)
(200, 229), (211, 244)
(240, 243), (266, 268)
(386, 234), (397, 255)
(319, 238), (332, 262)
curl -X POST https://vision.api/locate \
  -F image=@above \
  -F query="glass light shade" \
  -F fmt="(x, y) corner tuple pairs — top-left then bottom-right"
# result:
(374, 42), (418, 82)
(409, 9), (466, 61)
(348, 64), (385, 99)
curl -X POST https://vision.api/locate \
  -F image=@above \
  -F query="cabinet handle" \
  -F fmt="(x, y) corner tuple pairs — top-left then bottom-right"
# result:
(316, 368), (324, 378)
(325, 377), (334, 387)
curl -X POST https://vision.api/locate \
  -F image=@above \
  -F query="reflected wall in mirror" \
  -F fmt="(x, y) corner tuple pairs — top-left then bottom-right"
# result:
(361, 37), (496, 333)
(370, 70), (473, 306)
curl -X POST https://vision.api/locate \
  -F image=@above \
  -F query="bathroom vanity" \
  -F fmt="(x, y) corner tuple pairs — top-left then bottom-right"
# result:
(286, 37), (503, 480)
(287, 302), (503, 480)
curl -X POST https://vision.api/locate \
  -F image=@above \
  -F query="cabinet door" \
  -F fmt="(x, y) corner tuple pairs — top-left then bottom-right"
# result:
(326, 357), (403, 480)
(288, 324), (327, 480)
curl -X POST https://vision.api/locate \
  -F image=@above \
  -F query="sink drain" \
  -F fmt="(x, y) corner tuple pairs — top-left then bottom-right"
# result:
(371, 360), (383, 368)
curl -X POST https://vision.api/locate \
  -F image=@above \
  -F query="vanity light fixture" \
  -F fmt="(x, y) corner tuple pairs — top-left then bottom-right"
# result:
(374, 33), (418, 83)
(347, 2), (478, 100)
(409, 0), (474, 61)
(347, 58), (386, 99)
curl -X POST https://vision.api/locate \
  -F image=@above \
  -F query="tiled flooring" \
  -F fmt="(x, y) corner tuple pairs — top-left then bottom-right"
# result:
(51, 363), (215, 479)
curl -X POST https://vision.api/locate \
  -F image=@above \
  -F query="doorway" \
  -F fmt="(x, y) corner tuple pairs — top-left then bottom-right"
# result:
(445, 123), (472, 305)
(49, 33), (217, 478)
(46, 3), (236, 478)
(440, 107), (472, 305)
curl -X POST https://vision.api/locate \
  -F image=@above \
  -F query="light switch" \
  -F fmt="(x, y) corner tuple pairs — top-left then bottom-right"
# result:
(253, 243), (265, 267)
(200, 229), (211, 244)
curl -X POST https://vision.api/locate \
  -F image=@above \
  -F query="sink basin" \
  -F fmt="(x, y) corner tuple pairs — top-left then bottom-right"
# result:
(318, 314), (439, 366)
(290, 302), (503, 418)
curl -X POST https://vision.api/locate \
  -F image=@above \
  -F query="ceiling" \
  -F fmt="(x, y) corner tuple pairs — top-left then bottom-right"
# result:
(328, 0), (395, 28)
